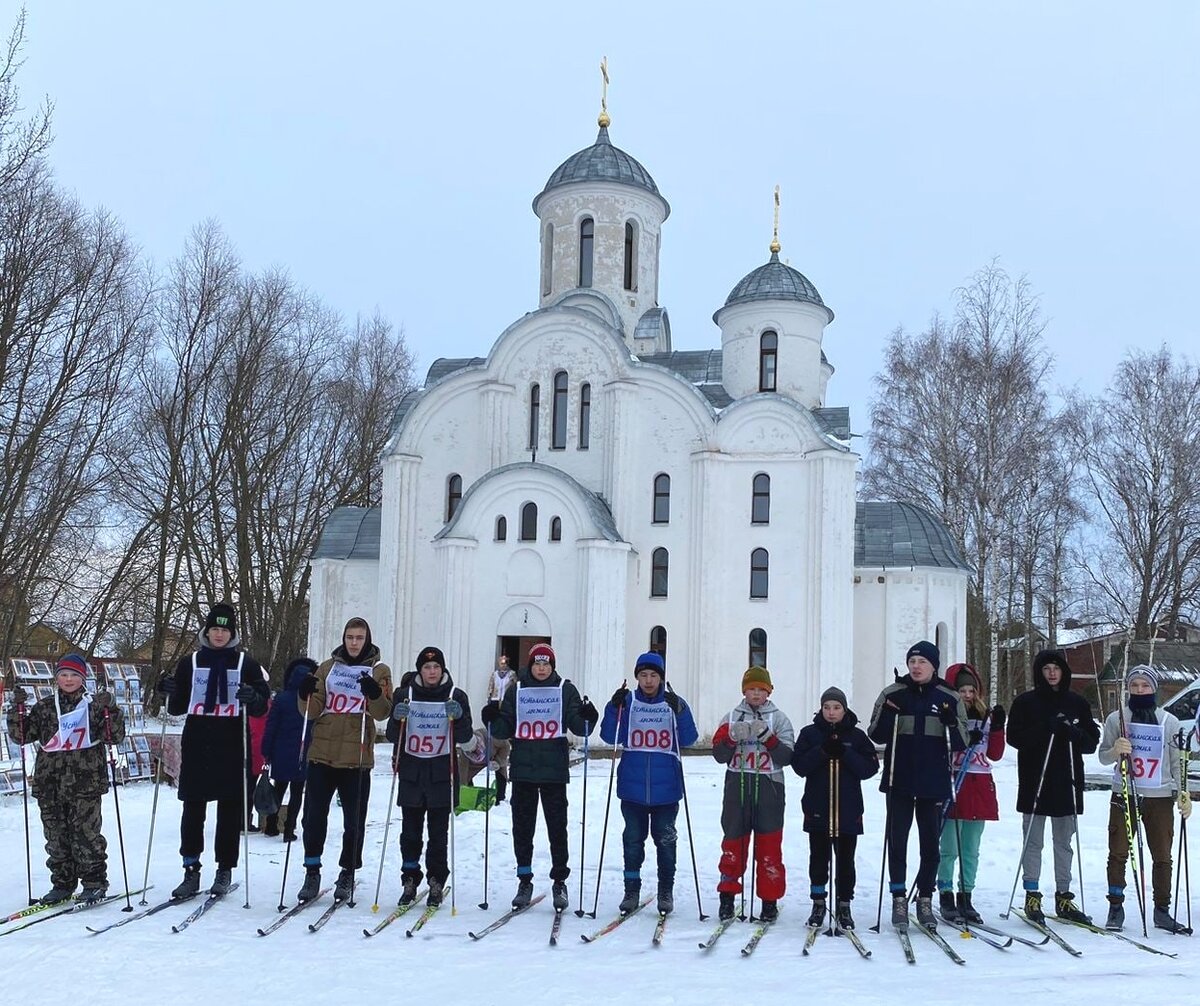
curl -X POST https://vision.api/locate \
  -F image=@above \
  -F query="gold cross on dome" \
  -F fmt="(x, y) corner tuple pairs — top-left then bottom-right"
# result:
(770, 185), (781, 254)
(599, 56), (611, 127)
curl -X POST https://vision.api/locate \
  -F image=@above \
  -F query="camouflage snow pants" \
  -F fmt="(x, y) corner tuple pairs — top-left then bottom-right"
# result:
(40, 791), (108, 890)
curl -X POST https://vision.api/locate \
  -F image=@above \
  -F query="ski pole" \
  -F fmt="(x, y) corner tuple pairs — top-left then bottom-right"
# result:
(585, 698), (623, 918)
(242, 702), (251, 909)
(277, 794), (293, 913)
(1065, 738), (1088, 921)
(870, 709), (900, 932)
(102, 700), (134, 911)
(827, 756), (836, 934)
(479, 724), (492, 911)
(14, 681), (34, 905)
(738, 732), (749, 921)
(372, 732), (401, 912)
(667, 685), (707, 921)
(948, 729), (970, 932)
(1001, 734), (1056, 919)
(447, 714), (457, 916)
(748, 767), (760, 921)
(140, 686), (171, 906)
(1172, 729), (1188, 929)
(345, 708), (369, 908)
(574, 723), (590, 915)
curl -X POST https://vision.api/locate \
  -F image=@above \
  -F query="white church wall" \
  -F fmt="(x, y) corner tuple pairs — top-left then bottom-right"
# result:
(307, 558), (380, 659)
(717, 300), (830, 407)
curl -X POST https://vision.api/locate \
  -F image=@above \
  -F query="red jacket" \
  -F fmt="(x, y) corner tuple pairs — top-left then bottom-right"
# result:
(947, 721), (1004, 821)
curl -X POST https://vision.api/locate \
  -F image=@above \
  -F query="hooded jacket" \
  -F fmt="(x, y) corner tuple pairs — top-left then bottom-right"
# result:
(489, 666), (594, 784)
(385, 668), (474, 807)
(790, 708), (879, 834)
(261, 659), (315, 782)
(868, 671), (968, 800)
(944, 663), (1005, 821)
(600, 684), (699, 807)
(301, 640), (393, 770)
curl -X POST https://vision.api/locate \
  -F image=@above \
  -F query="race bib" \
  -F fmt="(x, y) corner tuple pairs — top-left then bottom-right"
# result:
(1113, 721), (1165, 788)
(955, 719), (993, 775)
(190, 652), (244, 717)
(323, 662), (366, 716)
(405, 701), (450, 759)
(727, 713), (776, 774)
(515, 685), (562, 741)
(42, 698), (97, 753)
(627, 697), (676, 757)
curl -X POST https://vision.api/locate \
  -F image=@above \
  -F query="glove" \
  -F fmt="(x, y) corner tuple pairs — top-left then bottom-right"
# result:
(297, 673), (319, 700)
(610, 684), (630, 709)
(156, 676), (175, 697)
(480, 700), (500, 726)
(989, 705), (1006, 732)
(235, 682), (258, 702)
(444, 698), (463, 719)
(92, 690), (114, 709)
(1112, 736), (1133, 757)
(664, 691), (682, 714)
(1180, 792), (1193, 821)
(10, 684), (29, 706)
(1052, 713), (1083, 743)
(752, 720), (773, 743)
(968, 728), (984, 747)
(822, 734), (844, 759)
(391, 700), (410, 721)
(358, 673), (382, 700)
(938, 702), (959, 727)
(728, 721), (754, 743)
(580, 699), (599, 725)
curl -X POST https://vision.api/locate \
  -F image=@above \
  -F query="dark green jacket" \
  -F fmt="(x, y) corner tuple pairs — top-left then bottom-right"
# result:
(489, 668), (593, 784)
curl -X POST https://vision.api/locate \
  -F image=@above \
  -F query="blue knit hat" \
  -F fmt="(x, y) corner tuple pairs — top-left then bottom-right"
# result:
(634, 651), (665, 678)
(905, 640), (940, 672)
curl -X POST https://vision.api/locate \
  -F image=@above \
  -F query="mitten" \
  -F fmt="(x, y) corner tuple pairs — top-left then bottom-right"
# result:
(580, 699), (599, 725)
(480, 700), (500, 726)
(297, 674), (319, 700)
(235, 682), (258, 702)
(938, 702), (959, 727)
(391, 699), (411, 721)
(358, 673), (382, 700)
(444, 698), (463, 719)
(822, 734), (844, 759)
(989, 705), (1006, 732)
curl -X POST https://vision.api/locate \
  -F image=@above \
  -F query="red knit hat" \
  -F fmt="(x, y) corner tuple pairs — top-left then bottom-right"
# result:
(528, 643), (556, 669)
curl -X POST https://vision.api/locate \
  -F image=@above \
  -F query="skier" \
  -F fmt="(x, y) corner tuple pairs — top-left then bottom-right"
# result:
(260, 656), (315, 841)
(5, 654), (125, 903)
(936, 663), (1005, 923)
(868, 641), (968, 931)
(1005, 648), (1099, 924)
(386, 646), (475, 908)
(711, 665), (796, 923)
(481, 642), (598, 912)
(160, 603), (270, 898)
(1097, 664), (1191, 932)
(790, 685), (879, 930)
(295, 617), (393, 903)
(486, 654), (515, 802)
(600, 651), (699, 916)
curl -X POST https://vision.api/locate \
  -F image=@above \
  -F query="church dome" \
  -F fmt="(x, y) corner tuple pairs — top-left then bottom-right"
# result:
(534, 126), (667, 213)
(718, 251), (828, 320)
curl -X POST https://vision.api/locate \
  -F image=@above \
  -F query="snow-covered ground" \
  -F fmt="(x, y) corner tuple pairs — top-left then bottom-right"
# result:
(1, 745), (1193, 1004)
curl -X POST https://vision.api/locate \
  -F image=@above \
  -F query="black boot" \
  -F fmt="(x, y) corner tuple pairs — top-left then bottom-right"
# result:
(759, 900), (779, 923)
(835, 900), (855, 930)
(171, 864), (201, 900)
(939, 890), (961, 923)
(210, 868), (232, 896)
(656, 884), (674, 916)
(1054, 891), (1091, 925)
(427, 877), (445, 907)
(512, 877), (534, 909)
(807, 897), (827, 927)
(334, 868), (355, 902)
(296, 866), (321, 902)
(399, 875), (419, 905)
(718, 892), (736, 921)
(619, 880), (642, 915)
(40, 885), (75, 905)
(263, 814), (280, 838)
(957, 891), (983, 924)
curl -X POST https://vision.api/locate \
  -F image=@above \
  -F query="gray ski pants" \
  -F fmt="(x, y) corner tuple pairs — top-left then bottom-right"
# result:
(1021, 813), (1076, 892)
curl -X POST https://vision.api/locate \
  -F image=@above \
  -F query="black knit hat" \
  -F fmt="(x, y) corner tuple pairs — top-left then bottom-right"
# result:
(820, 686), (847, 708)
(905, 640), (940, 672)
(205, 603), (237, 633)
(416, 646), (447, 672)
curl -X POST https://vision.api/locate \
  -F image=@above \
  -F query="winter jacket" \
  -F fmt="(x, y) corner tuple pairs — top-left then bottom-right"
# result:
(600, 685), (699, 807)
(385, 669), (474, 808)
(261, 660), (314, 782)
(1098, 705), (1183, 800)
(167, 632), (270, 802)
(300, 644), (393, 770)
(868, 673), (968, 800)
(489, 668), (594, 784)
(6, 690), (125, 799)
(790, 710), (879, 834)
(487, 668), (515, 703)
(946, 710), (1005, 821)
(1006, 661), (1099, 817)
(711, 698), (796, 783)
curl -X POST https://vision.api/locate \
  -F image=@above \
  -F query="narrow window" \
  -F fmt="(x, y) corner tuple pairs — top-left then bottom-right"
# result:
(550, 516), (562, 541)
(541, 223), (554, 297)
(528, 384), (540, 451)
(446, 474), (462, 522)
(751, 473), (771, 524)
(749, 628), (767, 668)
(578, 217), (594, 287)
(551, 370), (568, 450)
(759, 330), (778, 392)
(750, 548), (769, 599)
(495, 515), (507, 541)
(520, 502), (538, 541)
(578, 382), (591, 449)
(650, 625), (667, 662)
(651, 548), (669, 597)
(623, 221), (637, 291)
(652, 473), (670, 524)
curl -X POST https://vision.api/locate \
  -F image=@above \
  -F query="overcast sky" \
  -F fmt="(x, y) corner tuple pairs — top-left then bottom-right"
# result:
(8, 2), (1197, 433)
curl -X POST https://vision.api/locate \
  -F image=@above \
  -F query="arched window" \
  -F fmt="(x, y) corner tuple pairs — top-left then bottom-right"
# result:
(578, 217), (594, 288)
(578, 382), (591, 449)
(550, 516), (562, 542)
(541, 223), (554, 297)
(623, 221), (637, 291)
(936, 621), (949, 658)
(650, 625), (667, 661)
(520, 502), (538, 541)
(528, 384), (540, 451)
(651, 548), (669, 597)
(759, 331), (778, 392)
(652, 473), (670, 524)
(750, 548), (769, 599)
(446, 474), (462, 522)
(551, 370), (568, 450)
(752, 473), (771, 524)
(495, 515), (507, 541)
(749, 628), (767, 668)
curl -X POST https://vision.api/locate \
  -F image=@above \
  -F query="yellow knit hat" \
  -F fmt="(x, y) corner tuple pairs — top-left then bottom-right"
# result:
(742, 665), (773, 693)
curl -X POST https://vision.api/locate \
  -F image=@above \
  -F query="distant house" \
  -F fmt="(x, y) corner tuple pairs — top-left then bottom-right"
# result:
(9, 621), (85, 661)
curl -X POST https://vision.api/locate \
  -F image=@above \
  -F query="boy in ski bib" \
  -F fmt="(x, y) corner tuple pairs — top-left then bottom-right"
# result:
(600, 651), (698, 916)
(481, 642), (598, 911)
(160, 603), (269, 899)
(296, 616), (393, 903)
(790, 686), (878, 930)
(1097, 664), (1191, 932)
(936, 663), (1005, 924)
(710, 665), (795, 923)
(6, 654), (125, 903)
(386, 646), (475, 907)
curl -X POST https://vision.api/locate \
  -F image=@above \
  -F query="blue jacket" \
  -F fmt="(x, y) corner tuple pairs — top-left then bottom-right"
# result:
(261, 660), (314, 782)
(600, 685), (699, 807)
(868, 673), (967, 800)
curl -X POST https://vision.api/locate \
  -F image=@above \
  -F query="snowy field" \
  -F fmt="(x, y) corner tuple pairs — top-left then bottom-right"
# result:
(1, 745), (1194, 1005)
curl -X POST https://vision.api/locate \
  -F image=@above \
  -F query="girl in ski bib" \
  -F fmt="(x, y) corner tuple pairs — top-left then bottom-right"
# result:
(710, 665), (795, 923)
(600, 651), (699, 916)
(481, 642), (598, 912)
(386, 646), (474, 908)
(5, 654), (125, 904)
(1097, 663), (1191, 932)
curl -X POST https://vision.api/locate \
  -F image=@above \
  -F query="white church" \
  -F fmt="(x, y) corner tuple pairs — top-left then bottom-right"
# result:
(308, 103), (969, 735)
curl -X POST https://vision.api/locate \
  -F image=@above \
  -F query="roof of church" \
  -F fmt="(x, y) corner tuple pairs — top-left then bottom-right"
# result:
(716, 252), (831, 322)
(854, 501), (971, 571)
(535, 126), (667, 213)
(311, 506), (381, 560)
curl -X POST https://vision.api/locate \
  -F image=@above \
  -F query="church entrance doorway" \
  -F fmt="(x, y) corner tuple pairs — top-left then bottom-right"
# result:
(498, 634), (551, 671)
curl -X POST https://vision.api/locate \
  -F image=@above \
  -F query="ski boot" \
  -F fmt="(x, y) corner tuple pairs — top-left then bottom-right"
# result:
(957, 891), (983, 924)
(511, 877), (534, 909)
(39, 885), (75, 905)
(915, 895), (937, 930)
(263, 813), (280, 838)
(1054, 891), (1091, 925)
(718, 892), (737, 921)
(172, 863), (201, 900)
(835, 900), (855, 930)
(1153, 905), (1191, 933)
(551, 881), (569, 912)
(427, 876), (445, 907)
(1105, 899), (1125, 931)
(807, 897), (827, 927)
(891, 893), (909, 928)
(656, 884), (674, 916)
(619, 880), (641, 914)
(759, 899), (779, 923)
(334, 868), (355, 902)
(939, 890), (961, 923)
(398, 875), (419, 905)
(210, 868), (232, 896)
(296, 866), (321, 902)
(78, 884), (107, 903)
(1023, 890), (1045, 923)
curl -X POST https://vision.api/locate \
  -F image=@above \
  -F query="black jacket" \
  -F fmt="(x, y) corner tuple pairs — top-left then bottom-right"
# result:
(791, 710), (879, 835)
(868, 673), (967, 800)
(488, 668), (593, 784)
(385, 669), (473, 808)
